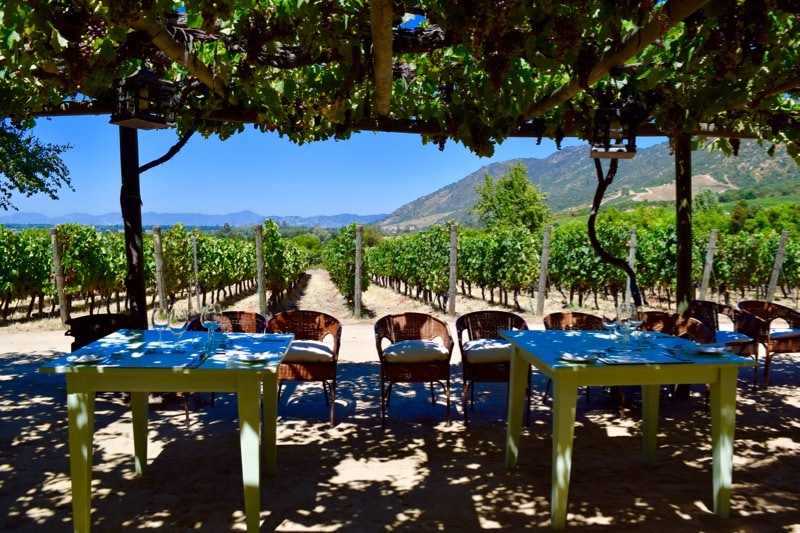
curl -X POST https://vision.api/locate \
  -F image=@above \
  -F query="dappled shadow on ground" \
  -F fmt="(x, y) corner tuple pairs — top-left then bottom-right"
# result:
(2, 349), (799, 531)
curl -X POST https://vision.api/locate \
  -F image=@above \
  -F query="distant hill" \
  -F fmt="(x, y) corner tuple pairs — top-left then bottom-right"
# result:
(378, 140), (800, 230)
(0, 210), (387, 229)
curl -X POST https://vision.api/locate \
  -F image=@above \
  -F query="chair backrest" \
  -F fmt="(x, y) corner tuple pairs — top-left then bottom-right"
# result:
(543, 311), (604, 331)
(739, 300), (800, 329)
(187, 310), (268, 333)
(267, 310), (342, 356)
(735, 308), (768, 341)
(641, 311), (714, 343)
(374, 312), (454, 353)
(65, 313), (134, 351)
(688, 299), (739, 334)
(455, 310), (528, 347)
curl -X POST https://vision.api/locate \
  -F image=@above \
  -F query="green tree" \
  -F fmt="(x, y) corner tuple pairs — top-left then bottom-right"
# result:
(0, 121), (71, 211)
(471, 163), (551, 234)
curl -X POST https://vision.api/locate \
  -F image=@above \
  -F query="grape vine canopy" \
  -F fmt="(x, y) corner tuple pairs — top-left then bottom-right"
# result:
(1, 0), (799, 322)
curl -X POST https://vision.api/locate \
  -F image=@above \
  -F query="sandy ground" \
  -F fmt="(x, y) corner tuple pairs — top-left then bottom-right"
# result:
(1, 270), (799, 531)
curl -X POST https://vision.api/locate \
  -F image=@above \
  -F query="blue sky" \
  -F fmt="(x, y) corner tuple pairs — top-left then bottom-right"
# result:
(16, 115), (664, 217)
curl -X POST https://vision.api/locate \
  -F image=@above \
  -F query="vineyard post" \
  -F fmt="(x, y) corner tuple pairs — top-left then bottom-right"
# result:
(536, 226), (551, 316)
(254, 225), (266, 316)
(50, 227), (68, 324)
(766, 230), (789, 303)
(700, 229), (718, 300)
(448, 223), (457, 316)
(354, 225), (362, 318)
(192, 235), (200, 311)
(153, 226), (167, 312)
(625, 227), (637, 306)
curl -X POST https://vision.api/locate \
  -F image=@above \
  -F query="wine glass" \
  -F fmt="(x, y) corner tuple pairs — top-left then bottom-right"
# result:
(201, 304), (222, 349)
(168, 306), (189, 352)
(616, 304), (634, 348)
(628, 305), (645, 349)
(151, 307), (171, 349)
(602, 316), (618, 340)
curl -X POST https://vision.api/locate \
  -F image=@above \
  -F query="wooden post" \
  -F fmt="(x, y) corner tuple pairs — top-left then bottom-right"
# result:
(50, 227), (68, 324)
(354, 225), (363, 318)
(153, 226), (167, 311)
(699, 229), (718, 300)
(254, 225), (266, 315)
(625, 227), (637, 306)
(119, 126), (148, 329)
(674, 133), (693, 315)
(192, 235), (200, 311)
(766, 230), (789, 303)
(536, 225), (551, 316)
(448, 223), (457, 316)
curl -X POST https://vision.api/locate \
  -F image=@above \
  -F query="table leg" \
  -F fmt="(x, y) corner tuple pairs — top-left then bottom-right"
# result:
(238, 373), (262, 533)
(641, 384), (660, 463)
(262, 373), (279, 476)
(505, 346), (529, 469)
(130, 391), (149, 475)
(66, 374), (94, 533)
(710, 367), (738, 518)
(551, 377), (578, 530)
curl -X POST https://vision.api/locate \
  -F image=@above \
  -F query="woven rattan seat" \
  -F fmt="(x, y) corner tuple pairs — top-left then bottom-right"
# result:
(640, 311), (714, 343)
(738, 300), (800, 388)
(186, 310), (268, 418)
(689, 300), (763, 385)
(456, 310), (530, 426)
(267, 310), (342, 426)
(374, 312), (454, 427)
(65, 313), (134, 351)
(187, 310), (268, 334)
(542, 311), (605, 401)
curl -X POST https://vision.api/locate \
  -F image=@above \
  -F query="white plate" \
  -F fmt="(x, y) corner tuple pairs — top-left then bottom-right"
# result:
(695, 345), (727, 355)
(559, 352), (597, 363)
(68, 354), (101, 364)
(230, 353), (271, 362)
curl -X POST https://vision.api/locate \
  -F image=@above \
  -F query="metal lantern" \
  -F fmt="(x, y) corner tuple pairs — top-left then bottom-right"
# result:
(109, 70), (176, 130)
(589, 105), (638, 159)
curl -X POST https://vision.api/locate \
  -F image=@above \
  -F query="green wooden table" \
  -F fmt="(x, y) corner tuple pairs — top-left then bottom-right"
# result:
(39, 329), (292, 533)
(500, 329), (756, 530)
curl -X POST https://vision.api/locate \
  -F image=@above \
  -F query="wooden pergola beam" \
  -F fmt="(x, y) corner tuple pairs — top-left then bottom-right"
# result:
(129, 16), (237, 107)
(370, 0), (394, 117)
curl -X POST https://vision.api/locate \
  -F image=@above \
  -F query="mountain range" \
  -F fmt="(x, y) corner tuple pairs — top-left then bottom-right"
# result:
(379, 139), (800, 229)
(3, 140), (798, 230)
(0, 210), (386, 229)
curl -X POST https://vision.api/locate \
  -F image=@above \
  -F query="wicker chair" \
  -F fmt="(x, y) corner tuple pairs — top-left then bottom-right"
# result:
(455, 311), (530, 426)
(374, 312), (454, 427)
(187, 310), (269, 413)
(267, 310), (342, 426)
(688, 300), (764, 385)
(640, 311), (715, 343)
(738, 300), (800, 388)
(542, 311), (605, 401)
(187, 310), (268, 334)
(65, 313), (134, 351)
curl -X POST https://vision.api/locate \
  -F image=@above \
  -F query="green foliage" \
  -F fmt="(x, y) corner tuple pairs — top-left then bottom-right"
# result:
(3, 2), (797, 163)
(323, 223), (370, 299)
(471, 163), (551, 234)
(0, 121), (71, 211)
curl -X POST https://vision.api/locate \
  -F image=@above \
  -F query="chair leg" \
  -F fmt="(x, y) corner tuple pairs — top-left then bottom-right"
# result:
(445, 378), (451, 426)
(525, 367), (532, 427)
(463, 380), (471, 427)
(542, 378), (552, 400)
(381, 381), (392, 428)
(329, 380), (336, 427)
